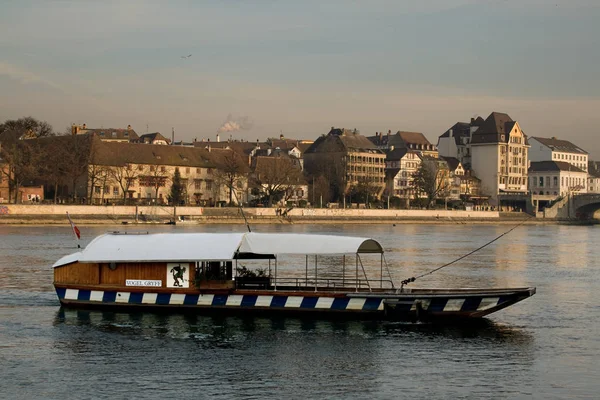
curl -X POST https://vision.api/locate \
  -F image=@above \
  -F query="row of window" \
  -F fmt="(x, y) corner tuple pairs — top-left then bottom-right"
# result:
(531, 176), (585, 188)
(499, 177), (526, 185)
(500, 167), (526, 175)
(94, 179), (215, 195)
(126, 165), (214, 175)
(349, 166), (384, 174)
(553, 153), (586, 162)
(510, 136), (523, 144)
(395, 179), (412, 187)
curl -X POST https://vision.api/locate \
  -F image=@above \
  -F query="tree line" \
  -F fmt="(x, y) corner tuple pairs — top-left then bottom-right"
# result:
(1, 116), (449, 208)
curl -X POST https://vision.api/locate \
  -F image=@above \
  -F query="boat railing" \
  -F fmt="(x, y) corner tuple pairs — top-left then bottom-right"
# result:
(237, 277), (395, 292)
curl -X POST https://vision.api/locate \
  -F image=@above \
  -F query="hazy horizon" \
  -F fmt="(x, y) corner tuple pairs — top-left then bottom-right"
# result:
(1, 1), (598, 157)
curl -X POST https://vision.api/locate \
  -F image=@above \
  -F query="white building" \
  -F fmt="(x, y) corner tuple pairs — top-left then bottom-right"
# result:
(529, 161), (587, 196)
(469, 112), (529, 203)
(588, 161), (600, 193)
(438, 112), (530, 205)
(384, 147), (422, 198)
(437, 122), (473, 166)
(529, 137), (588, 172)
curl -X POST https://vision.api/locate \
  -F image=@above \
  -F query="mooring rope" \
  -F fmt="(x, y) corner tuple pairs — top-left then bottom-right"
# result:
(400, 214), (535, 288)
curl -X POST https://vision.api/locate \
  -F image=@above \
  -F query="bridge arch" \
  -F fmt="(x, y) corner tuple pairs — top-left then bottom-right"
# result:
(573, 194), (600, 220)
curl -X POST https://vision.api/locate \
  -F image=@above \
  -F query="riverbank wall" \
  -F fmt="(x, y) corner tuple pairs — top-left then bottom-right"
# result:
(0, 204), (552, 225)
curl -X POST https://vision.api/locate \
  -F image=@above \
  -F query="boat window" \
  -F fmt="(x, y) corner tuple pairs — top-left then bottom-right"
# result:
(196, 261), (232, 281)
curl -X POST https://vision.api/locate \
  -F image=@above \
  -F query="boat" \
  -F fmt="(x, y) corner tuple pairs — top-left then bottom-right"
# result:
(52, 232), (535, 321)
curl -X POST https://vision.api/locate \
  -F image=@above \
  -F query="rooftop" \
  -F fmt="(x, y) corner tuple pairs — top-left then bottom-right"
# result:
(529, 161), (586, 173)
(531, 137), (588, 155)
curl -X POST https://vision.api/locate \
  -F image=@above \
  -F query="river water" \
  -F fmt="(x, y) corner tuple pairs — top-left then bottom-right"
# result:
(0, 223), (598, 399)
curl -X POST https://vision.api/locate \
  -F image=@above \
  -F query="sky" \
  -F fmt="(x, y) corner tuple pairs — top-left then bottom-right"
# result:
(0, 0), (599, 157)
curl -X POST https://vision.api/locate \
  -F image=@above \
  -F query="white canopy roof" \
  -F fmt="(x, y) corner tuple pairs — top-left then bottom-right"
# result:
(238, 233), (382, 256)
(52, 232), (383, 267)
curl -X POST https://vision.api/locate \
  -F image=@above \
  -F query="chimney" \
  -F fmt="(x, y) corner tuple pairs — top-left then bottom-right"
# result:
(171, 127), (174, 144)
(82, 123), (87, 130)
(449, 129), (453, 138)
(127, 124), (132, 130)
(194, 137), (197, 142)
(217, 134), (220, 142)
(280, 134), (284, 139)
(471, 118), (475, 124)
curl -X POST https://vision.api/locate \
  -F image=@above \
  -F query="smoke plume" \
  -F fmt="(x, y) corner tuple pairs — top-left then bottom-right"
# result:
(217, 114), (253, 133)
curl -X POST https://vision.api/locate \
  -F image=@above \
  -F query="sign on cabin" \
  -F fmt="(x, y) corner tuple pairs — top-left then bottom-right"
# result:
(167, 263), (189, 288)
(126, 280), (162, 287)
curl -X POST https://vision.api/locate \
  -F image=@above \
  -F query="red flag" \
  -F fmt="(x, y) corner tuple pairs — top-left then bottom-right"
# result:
(66, 212), (81, 240)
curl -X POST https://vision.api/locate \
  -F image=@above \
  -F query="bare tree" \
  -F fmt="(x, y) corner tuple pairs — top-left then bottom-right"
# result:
(349, 178), (380, 205)
(0, 138), (41, 203)
(61, 135), (92, 202)
(212, 150), (249, 205)
(109, 163), (143, 204)
(304, 154), (346, 202)
(411, 158), (450, 208)
(309, 175), (331, 207)
(0, 117), (54, 203)
(143, 162), (169, 203)
(87, 163), (111, 205)
(0, 116), (54, 139)
(252, 156), (304, 207)
(38, 138), (67, 203)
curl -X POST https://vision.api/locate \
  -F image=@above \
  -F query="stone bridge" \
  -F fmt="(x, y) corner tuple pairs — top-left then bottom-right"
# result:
(541, 193), (600, 221)
(572, 193), (600, 219)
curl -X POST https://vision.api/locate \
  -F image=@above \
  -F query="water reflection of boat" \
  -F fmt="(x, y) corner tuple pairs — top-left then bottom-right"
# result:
(52, 232), (535, 321)
(55, 308), (534, 344)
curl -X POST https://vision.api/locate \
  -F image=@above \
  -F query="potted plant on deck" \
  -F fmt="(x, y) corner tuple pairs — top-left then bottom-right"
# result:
(235, 266), (271, 289)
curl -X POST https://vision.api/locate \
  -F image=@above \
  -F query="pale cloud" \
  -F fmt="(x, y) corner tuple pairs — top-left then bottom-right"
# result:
(0, 62), (62, 91)
(0, 1), (599, 158)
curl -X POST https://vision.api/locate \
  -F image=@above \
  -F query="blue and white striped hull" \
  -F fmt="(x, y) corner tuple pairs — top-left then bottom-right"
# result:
(55, 287), (535, 320)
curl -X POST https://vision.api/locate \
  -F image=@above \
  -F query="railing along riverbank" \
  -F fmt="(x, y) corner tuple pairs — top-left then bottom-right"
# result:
(0, 204), (550, 225)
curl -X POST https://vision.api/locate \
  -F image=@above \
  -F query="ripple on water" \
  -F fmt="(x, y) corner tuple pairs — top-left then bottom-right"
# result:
(0, 224), (599, 399)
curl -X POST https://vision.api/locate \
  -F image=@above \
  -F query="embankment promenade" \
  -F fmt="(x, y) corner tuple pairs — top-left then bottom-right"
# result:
(0, 204), (552, 225)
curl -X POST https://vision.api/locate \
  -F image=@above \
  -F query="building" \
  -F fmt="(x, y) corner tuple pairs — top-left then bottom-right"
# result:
(84, 140), (241, 206)
(437, 122), (472, 162)
(304, 128), (386, 201)
(368, 130), (438, 158)
(448, 112), (530, 204)
(457, 172), (483, 200)
(437, 120), (486, 169)
(137, 132), (171, 145)
(441, 157), (463, 200)
(384, 147), (421, 199)
(71, 123), (140, 143)
(529, 137), (588, 172)
(587, 161), (600, 193)
(529, 161), (587, 196)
